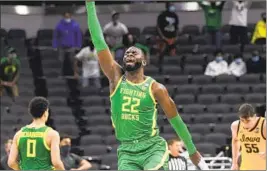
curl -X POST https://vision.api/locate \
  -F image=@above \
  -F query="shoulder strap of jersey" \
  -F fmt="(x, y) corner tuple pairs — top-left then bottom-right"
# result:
(260, 118), (266, 140)
(237, 121), (241, 136)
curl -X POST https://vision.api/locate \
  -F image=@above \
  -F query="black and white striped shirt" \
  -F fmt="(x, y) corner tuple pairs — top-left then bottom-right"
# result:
(168, 155), (188, 170)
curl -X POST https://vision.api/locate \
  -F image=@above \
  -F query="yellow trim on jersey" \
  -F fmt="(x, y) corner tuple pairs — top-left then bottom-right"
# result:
(43, 127), (51, 151)
(111, 117), (116, 128)
(149, 79), (157, 105)
(151, 108), (157, 137)
(147, 141), (169, 170)
(125, 76), (149, 86)
(17, 130), (22, 148)
(110, 76), (123, 98)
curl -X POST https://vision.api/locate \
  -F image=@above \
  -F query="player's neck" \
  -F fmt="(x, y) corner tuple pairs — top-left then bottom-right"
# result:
(30, 119), (46, 128)
(125, 70), (145, 84)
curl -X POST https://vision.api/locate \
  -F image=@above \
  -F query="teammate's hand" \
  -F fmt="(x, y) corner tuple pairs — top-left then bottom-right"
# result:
(231, 163), (239, 170)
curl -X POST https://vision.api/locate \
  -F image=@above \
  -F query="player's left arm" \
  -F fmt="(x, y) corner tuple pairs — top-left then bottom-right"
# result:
(8, 131), (21, 170)
(152, 82), (209, 170)
(11, 60), (20, 85)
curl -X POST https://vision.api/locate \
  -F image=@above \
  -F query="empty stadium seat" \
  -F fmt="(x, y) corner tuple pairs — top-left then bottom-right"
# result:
(168, 75), (189, 85)
(238, 74), (261, 84)
(181, 25), (200, 36)
(176, 85), (199, 95)
(207, 104), (232, 113)
(89, 125), (113, 136)
(204, 133), (228, 146)
(128, 27), (141, 38)
(184, 65), (203, 75)
(182, 104), (205, 114)
(252, 84), (266, 93)
(82, 144), (108, 157)
(196, 143), (219, 156)
(201, 84), (224, 94)
(221, 114), (238, 123)
(174, 94), (195, 104)
(142, 26), (157, 36)
(162, 125), (176, 134)
(188, 124), (211, 135)
(193, 114), (219, 124)
(191, 133), (202, 143)
(226, 84), (250, 94)
(104, 135), (118, 145)
(101, 153), (118, 166)
(161, 133), (177, 141)
(145, 65), (159, 75)
(192, 75), (213, 85)
(80, 135), (103, 146)
(198, 94), (219, 104)
(37, 29), (53, 40)
(220, 94), (243, 104)
(216, 75), (237, 84)
(197, 45), (216, 54)
(213, 123), (231, 135)
(82, 96), (104, 106)
(244, 93), (265, 104)
(8, 29), (26, 39)
(87, 115), (111, 126)
(84, 106), (108, 115)
(176, 35), (190, 45)
(162, 66), (182, 75)
(184, 54), (206, 65)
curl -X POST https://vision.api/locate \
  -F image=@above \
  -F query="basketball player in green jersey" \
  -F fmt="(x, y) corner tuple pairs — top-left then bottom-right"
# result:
(86, 1), (209, 170)
(8, 97), (65, 170)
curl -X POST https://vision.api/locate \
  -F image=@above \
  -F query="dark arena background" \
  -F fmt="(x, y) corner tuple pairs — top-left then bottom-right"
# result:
(0, 0), (266, 170)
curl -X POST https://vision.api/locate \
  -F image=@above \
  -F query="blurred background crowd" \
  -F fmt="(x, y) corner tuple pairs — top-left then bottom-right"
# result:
(0, 0), (266, 170)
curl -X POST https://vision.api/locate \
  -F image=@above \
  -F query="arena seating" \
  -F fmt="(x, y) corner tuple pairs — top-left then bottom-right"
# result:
(0, 23), (265, 169)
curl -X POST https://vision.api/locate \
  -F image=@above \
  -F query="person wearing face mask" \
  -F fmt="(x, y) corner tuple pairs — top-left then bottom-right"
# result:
(246, 50), (266, 73)
(157, 2), (179, 57)
(204, 49), (228, 77)
(103, 11), (129, 48)
(0, 139), (12, 170)
(111, 33), (150, 65)
(228, 53), (247, 77)
(198, 0), (225, 49)
(53, 11), (82, 76)
(73, 40), (101, 89)
(60, 135), (92, 170)
(251, 12), (266, 44)
(0, 47), (20, 102)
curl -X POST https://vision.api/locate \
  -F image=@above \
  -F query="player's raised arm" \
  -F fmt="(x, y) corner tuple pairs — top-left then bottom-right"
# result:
(231, 121), (241, 170)
(152, 82), (209, 170)
(50, 130), (65, 170)
(8, 131), (21, 170)
(85, 1), (122, 81)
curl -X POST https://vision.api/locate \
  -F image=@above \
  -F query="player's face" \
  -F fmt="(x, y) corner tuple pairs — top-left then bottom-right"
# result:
(169, 141), (183, 157)
(240, 115), (257, 129)
(123, 47), (146, 72)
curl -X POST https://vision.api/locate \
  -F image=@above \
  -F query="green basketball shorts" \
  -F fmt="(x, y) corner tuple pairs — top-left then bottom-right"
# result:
(117, 136), (169, 170)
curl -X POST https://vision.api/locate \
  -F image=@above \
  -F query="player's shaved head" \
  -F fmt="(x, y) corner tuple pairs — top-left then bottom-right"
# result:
(238, 103), (255, 119)
(28, 96), (49, 119)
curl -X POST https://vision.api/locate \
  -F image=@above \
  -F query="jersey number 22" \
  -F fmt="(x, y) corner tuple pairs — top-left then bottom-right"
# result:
(122, 96), (140, 114)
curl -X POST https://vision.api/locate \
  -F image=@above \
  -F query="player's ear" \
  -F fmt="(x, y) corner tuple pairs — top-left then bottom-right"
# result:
(142, 60), (147, 66)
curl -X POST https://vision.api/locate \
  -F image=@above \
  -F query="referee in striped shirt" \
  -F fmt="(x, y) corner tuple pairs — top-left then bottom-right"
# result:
(168, 138), (188, 170)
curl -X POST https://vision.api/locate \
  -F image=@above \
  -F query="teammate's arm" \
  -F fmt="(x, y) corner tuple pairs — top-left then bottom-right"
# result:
(231, 121), (240, 170)
(8, 131), (20, 170)
(50, 130), (65, 170)
(85, 1), (122, 83)
(152, 82), (209, 170)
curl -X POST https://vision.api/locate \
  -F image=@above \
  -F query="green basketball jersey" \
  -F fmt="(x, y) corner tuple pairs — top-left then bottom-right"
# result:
(18, 126), (54, 170)
(110, 75), (159, 142)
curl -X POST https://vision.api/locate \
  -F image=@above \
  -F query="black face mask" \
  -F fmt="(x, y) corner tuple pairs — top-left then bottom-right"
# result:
(123, 61), (142, 72)
(61, 145), (71, 156)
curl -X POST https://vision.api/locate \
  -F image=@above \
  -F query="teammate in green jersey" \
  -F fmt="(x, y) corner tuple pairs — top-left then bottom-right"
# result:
(86, 1), (209, 170)
(8, 97), (65, 170)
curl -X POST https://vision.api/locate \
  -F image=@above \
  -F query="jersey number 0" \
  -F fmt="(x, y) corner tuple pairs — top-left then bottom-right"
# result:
(27, 139), (37, 157)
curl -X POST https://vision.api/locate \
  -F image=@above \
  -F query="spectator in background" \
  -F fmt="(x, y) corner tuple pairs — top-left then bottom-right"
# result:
(53, 11), (82, 76)
(0, 139), (12, 170)
(205, 49), (228, 77)
(0, 47), (20, 102)
(74, 40), (101, 89)
(229, 1), (251, 52)
(228, 53), (247, 77)
(246, 50), (266, 73)
(199, 0), (225, 49)
(103, 11), (128, 48)
(157, 2), (179, 56)
(60, 135), (92, 170)
(111, 33), (150, 65)
(168, 138), (188, 170)
(251, 12), (266, 44)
